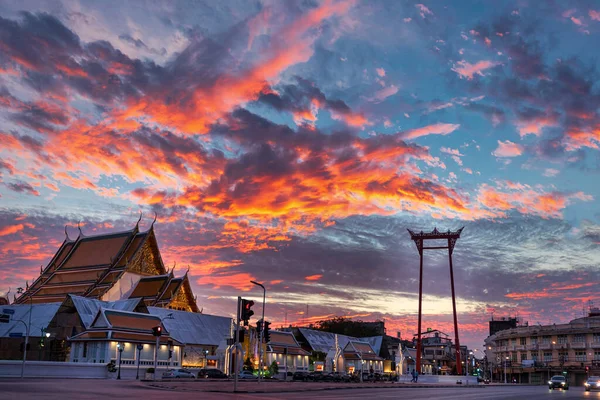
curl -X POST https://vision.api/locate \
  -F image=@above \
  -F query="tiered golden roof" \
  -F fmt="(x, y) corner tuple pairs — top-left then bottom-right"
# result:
(15, 219), (199, 313)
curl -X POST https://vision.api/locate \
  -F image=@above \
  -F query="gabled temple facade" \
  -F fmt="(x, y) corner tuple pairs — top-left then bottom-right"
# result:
(14, 221), (199, 313)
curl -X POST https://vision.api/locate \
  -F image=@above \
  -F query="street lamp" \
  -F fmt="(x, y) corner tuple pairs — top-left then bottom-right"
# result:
(504, 356), (509, 384)
(250, 280), (266, 383)
(135, 344), (143, 380)
(117, 343), (124, 380)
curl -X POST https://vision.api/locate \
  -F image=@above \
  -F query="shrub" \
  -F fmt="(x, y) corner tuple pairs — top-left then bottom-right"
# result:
(107, 362), (117, 373)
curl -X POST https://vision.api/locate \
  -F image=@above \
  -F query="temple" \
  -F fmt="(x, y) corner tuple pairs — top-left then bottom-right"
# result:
(14, 217), (199, 313)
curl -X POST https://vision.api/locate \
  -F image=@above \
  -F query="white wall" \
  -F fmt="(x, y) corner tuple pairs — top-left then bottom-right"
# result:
(0, 360), (176, 379)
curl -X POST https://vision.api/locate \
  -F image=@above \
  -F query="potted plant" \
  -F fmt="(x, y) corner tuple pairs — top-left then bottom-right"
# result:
(107, 361), (117, 379)
(145, 367), (155, 380)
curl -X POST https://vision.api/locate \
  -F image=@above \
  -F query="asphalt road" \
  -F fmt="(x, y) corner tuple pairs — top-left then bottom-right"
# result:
(1, 379), (599, 400)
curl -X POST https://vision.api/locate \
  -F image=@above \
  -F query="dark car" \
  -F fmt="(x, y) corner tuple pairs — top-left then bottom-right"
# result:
(199, 369), (228, 379)
(308, 371), (326, 381)
(585, 376), (600, 391)
(548, 375), (569, 390)
(293, 371), (309, 381)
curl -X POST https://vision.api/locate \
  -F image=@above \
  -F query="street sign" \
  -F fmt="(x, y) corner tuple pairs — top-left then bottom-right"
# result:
(3, 309), (15, 315)
(9, 332), (23, 338)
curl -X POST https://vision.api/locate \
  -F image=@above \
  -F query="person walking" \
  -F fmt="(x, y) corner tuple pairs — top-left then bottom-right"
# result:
(411, 369), (416, 382)
(415, 370), (419, 383)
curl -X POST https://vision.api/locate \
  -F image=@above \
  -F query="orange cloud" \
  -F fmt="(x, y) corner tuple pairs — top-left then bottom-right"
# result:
(305, 274), (323, 281)
(196, 272), (256, 291)
(0, 224), (25, 237)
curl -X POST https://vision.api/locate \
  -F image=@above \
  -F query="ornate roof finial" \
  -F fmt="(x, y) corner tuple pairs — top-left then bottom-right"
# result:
(185, 265), (190, 276)
(26, 281), (29, 290)
(64, 225), (71, 241)
(77, 221), (83, 237)
(40, 265), (43, 274)
(13, 294), (16, 303)
(151, 212), (157, 229)
(135, 211), (143, 230)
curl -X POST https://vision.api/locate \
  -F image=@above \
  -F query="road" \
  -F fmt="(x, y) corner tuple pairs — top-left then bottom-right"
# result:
(1, 379), (599, 400)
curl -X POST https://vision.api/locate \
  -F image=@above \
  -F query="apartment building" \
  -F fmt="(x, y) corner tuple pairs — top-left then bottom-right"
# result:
(484, 310), (600, 385)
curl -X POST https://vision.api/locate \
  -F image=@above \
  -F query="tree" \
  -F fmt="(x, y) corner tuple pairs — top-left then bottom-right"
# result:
(269, 360), (279, 376)
(243, 356), (254, 372)
(314, 317), (382, 338)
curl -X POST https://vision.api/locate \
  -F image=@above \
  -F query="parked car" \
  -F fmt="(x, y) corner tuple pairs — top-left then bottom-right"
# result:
(238, 371), (257, 379)
(162, 368), (195, 379)
(198, 368), (228, 379)
(585, 376), (600, 391)
(548, 375), (569, 390)
(293, 371), (310, 381)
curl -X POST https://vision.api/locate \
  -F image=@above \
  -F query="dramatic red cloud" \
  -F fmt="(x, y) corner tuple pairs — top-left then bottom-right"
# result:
(590, 10), (600, 21)
(476, 183), (593, 219)
(196, 272), (257, 291)
(121, 0), (356, 134)
(305, 274), (323, 281)
(0, 224), (25, 237)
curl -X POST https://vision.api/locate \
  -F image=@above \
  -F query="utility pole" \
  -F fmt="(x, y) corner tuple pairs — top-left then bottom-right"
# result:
(234, 296), (241, 392)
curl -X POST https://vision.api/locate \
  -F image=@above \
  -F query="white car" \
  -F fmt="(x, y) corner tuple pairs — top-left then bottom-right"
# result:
(162, 368), (196, 379)
(238, 371), (257, 379)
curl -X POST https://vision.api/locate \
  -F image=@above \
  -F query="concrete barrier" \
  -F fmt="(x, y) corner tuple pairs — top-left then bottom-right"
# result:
(0, 361), (173, 380)
(416, 374), (479, 385)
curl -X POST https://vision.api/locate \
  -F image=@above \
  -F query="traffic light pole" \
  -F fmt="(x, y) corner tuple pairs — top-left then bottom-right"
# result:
(234, 296), (241, 392)
(251, 281), (266, 384)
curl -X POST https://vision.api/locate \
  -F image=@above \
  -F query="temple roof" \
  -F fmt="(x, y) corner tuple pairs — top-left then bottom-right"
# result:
(14, 222), (168, 305)
(148, 307), (231, 346)
(0, 303), (61, 338)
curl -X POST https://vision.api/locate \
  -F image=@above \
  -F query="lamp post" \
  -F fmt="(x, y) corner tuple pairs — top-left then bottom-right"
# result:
(136, 344), (143, 380)
(250, 280), (266, 383)
(204, 349), (209, 367)
(504, 356), (509, 384)
(117, 343), (124, 380)
(16, 287), (32, 379)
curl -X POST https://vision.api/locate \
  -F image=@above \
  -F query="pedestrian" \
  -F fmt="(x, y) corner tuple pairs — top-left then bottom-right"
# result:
(415, 370), (419, 383)
(411, 369), (415, 382)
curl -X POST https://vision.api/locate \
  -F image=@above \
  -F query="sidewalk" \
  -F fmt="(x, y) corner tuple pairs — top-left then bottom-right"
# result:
(144, 380), (488, 393)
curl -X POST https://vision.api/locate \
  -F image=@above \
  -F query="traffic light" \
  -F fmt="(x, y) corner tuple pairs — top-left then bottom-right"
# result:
(240, 299), (255, 326)
(256, 319), (263, 340)
(152, 326), (162, 337)
(263, 321), (271, 343)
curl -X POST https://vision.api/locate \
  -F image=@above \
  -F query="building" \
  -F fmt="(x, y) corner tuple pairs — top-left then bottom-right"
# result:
(0, 222), (232, 377)
(13, 220), (198, 312)
(290, 328), (383, 374)
(484, 310), (600, 386)
(489, 316), (522, 336)
(265, 331), (310, 377)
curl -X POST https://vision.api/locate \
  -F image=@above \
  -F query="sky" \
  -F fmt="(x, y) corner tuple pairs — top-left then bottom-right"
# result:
(0, 0), (599, 352)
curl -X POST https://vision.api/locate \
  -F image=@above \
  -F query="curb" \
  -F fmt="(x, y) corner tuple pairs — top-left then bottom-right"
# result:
(145, 382), (489, 393)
